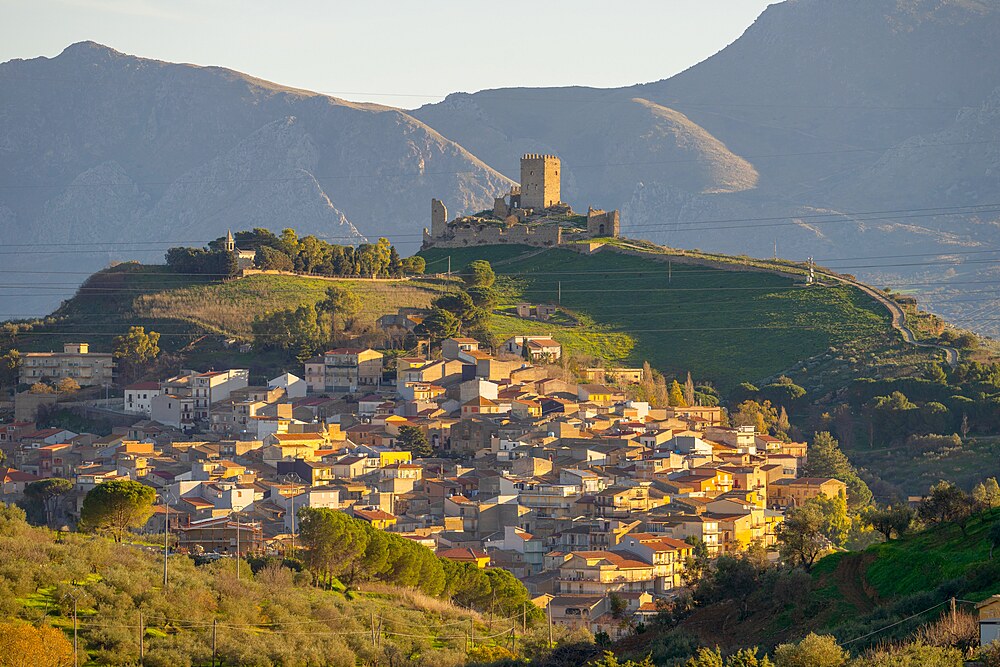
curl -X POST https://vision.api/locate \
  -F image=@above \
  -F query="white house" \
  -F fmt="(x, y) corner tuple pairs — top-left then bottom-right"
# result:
(269, 373), (307, 399)
(124, 382), (161, 415)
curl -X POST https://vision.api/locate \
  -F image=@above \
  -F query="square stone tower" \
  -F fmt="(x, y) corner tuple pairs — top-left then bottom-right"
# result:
(520, 154), (560, 210)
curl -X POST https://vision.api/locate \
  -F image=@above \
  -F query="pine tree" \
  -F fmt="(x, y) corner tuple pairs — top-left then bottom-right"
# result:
(804, 432), (872, 510)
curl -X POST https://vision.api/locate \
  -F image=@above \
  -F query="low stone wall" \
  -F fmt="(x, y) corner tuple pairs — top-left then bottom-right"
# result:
(426, 221), (562, 248)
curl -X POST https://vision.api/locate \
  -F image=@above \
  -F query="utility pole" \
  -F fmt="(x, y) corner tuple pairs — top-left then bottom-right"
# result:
(668, 261), (672, 283)
(469, 617), (475, 650)
(163, 497), (170, 588)
(447, 256), (451, 276)
(235, 511), (241, 580)
(289, 494), (296, 555)
(951, 596), (957, 636)
(212, 619), (218, 667)
(138, 611), (144, 662)
(489, 591), (496, 631)
(557, 281), (561, 305)
(522, 602), (527, 635)
(371, 612), (377, 650)
(73, 597), (78, 667)
(546, 601), (553, 648)
(773, 238), (777, 260)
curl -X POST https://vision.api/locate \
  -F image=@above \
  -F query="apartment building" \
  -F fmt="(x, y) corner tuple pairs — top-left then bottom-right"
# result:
(20, 343), (114, 387)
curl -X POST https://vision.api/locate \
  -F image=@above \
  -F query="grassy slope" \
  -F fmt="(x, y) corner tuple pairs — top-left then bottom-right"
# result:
(814, 508), (1000, 606)
(7, 263), (455, 353)
(673, 509), (1000, 653)
(420, 245), (892, 391)
(5, 243), (902, 392)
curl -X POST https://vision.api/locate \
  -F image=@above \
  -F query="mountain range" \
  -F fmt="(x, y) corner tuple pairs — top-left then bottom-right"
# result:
(2, 0), (1000, 332)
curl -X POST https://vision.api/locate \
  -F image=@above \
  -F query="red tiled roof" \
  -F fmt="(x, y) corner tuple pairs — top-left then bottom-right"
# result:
(353, 508), (397, 522)
(126, 382), (160, 390)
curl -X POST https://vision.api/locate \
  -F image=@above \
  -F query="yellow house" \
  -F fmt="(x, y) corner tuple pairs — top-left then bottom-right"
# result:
(379, 450), (412, 467)
(577, 384), (615, 405)
(437, 547), (490, 568)
(768, 477), (848, 509)
(511, 399), (542, 419)
(352, 507), (398, 530)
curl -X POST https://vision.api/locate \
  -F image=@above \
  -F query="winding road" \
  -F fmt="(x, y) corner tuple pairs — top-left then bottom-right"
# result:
(817, 271), (959, 368)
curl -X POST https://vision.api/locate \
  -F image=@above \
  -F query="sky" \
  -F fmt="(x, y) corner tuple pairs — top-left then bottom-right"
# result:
(1, 0), (775, 109)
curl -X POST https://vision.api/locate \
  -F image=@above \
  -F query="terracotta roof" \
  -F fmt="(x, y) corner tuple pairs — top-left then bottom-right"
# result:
(438, 547), (489, 561)
(126, 382), (160, 390)
(568, 551), (650, 570)
(1, 468), (40, 483)
(353, 508), (397, 522)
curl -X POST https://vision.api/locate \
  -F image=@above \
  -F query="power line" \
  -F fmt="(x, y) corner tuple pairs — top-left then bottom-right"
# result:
(0, 202), (998, 257)
(1, 140), (998, 192)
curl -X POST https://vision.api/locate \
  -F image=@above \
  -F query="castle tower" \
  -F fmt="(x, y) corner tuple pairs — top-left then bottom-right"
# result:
(520, 154), (560, 210)
(225, 229), (235, 252)
(431, 199), (448, 238)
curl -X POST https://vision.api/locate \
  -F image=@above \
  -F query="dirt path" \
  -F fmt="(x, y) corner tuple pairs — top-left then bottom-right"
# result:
(832, 553), (879, 613)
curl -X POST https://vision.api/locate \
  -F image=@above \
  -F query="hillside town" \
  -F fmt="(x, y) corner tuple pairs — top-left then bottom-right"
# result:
(0, 333), (844, 639)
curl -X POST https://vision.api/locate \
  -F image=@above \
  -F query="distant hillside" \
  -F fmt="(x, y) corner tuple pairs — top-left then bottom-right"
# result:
(0, 41), (512, 316)
(5, 1), (1000, 332)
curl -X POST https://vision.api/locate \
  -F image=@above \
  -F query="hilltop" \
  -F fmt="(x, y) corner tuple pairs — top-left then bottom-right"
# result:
(1, 242), (929, 395)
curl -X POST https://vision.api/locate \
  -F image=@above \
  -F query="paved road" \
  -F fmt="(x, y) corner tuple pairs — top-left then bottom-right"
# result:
(818, 272), (959, 368)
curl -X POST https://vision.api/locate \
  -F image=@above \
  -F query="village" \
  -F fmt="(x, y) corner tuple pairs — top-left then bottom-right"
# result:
(0, 331), (847, 640)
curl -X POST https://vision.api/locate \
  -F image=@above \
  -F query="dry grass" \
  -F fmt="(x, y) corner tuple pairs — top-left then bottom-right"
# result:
(358, 583), (484, 622)
(133, 275), (456, 337)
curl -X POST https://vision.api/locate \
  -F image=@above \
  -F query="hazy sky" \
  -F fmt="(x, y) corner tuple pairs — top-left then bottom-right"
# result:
(1, 0), (775, 108)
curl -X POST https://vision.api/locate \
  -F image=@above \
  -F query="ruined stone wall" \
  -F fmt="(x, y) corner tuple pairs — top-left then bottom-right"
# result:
(520, 154), (560, 209)
(425, 221), (561, 249)
(586, 207), (621, 238)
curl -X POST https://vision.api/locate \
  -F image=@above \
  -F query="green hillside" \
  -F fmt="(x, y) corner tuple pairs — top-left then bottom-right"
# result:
(420, 245), (895, 392)
(662, 508), (1000, 656)
(2, 264), (458, 380)
(1, 243), (913, 393)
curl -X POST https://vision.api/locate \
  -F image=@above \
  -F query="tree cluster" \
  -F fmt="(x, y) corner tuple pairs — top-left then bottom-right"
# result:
(415, 260), (497, 343)
(113, 325), (161, 384)
(164, 246), (239, 277)
(297, 508), (539, 621)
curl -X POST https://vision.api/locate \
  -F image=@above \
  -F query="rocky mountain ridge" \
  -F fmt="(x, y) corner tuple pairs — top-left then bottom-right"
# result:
(3, 0), (1000, 333)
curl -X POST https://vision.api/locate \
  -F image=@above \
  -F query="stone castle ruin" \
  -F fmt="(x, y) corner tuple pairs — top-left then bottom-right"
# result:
(423, 154), (620, 249)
